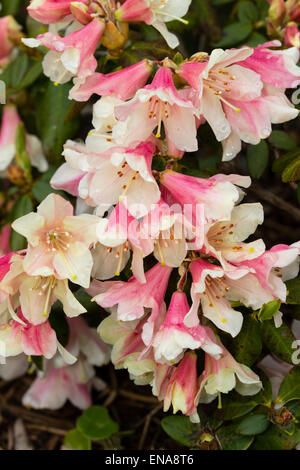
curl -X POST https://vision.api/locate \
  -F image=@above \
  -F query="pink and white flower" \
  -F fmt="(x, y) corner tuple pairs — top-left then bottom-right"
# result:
(93, 202), (153, 282)
(0, 254), (86, 325)
(11, 193), (99, 287)
(0, 308), (57, 359)
(0, 105), (48, 172)
(160, 170), (251, 225)
(70, 59), (152, 102)
(0, 16), (21, 68)
(115, 0), (192, 48)
(51, 140), (161, 217)
(115, 67), (199, 152)
(237, 244), (300, 302)
(98, 312), (155, 384)
(152, 291), (222, 364)
(23, 18), (104, 85)
(90, 262), (172, 344)
(163, 351), (200, 422)
(27, 0), (76, 24)
(203, 203), (265, 269)
(198, 334), (262, 403)
(185, 258), (275, 337)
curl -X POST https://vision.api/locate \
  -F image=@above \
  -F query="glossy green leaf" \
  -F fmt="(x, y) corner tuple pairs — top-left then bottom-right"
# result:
(277, 368), (300, 406)
(261, 320), (296, 365)
(257, 300), (281, 322)
(230, 315), (262, 366)
(236, 413), (269, 436)
(247, 140), (269, 179)
(251, 423), (300, 450)
(282, 156), (300, 183)
(217, 392), (258, 421)
(269, 131), (297, 151)
(77, 406), (119, 441)
(286, 277), (300, 304)
(36, 81), (79, 164)
(217, 424), (254, 450)
(65, 429), (92, 451)
(213, 22), (252, 48)
(161, 416), (201, 447)
(237, 1), (259, 23)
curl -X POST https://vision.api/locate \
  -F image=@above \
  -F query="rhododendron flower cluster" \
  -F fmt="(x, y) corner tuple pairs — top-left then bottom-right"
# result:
(1, 0), (300, 437)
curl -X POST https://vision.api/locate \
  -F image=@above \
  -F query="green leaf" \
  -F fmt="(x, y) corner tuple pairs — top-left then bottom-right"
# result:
(269, 131), (297, 151)
(286, 277), (300, 304)
(257, 299), (281, 322)
(247, 140), (269, 179)
(1, 0), (23, 15)
(236, 413), (269, 436)
(272, 148), (300, 173)
(49, 308), (70, 347)
(16, 60), (43, 91)
(245, 31), (267, 47)
(36, 81), (79, 164)
(64, 429), (92, 451)
(10, 195), (34, 251)
(238, 1), (259, 23)
(251, 423), (300, 450)
(217, 392), (258, 421)
(77, 406), (119, 441)
(213, 22), (252, 48)
(32, 181), (65, 203)
(261, 320), (296, 365)
(282, 156), (300, 183)
(277, 368), (300, 406)
(161, 416), (201, 447)
(216, 424), (254, 450)
(230, 315), (262, 366)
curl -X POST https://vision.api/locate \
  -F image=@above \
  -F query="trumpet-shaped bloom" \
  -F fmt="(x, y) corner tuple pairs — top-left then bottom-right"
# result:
(203, 203), (265, 269)
(0, 308), (57, 359)
(115, 0), (192, 48)
(0, 254), (87, 325)
(198, 332), (262, 403)
(0, 16), (21, 67)
(0, 105), (48, 172)
(160, 170), (251, 224)
(27, 0), (75, 24)
(238, 40), (300, 90)
(237, 244), (300, 302)
(11, 193), (99, 287)
(93, 202), (153, 282)
(163, 351), (200, 422)
(185, 259), (275, 337)
(23, 18), (104, 85)
(90, 263), (172, 344)
(52, 140), (161, 217)
(152, 291), (222, 364)
(98, 313), (155, 383)
(115, 67), (198, 152)
(70, 59), (152, 102)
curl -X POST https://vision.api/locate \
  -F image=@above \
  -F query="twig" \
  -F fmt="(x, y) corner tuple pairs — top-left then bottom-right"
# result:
(26, 423), (68, 437)
(138, 403), (162, 450)
(119, 389), (159, 404)
(248, 183), (300, 221)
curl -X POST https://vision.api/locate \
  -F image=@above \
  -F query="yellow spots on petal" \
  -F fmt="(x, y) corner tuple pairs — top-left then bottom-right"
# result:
(72, 275), (78, 281)
(170, 360), (175, 364)
(161, 261), (166, 267)
(43, 311), (48, 317)
(54, 82), (59, 87)
(221, 318), (227, 324)
(115, 271), (120, 276)
(249, 248), (255, 253)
